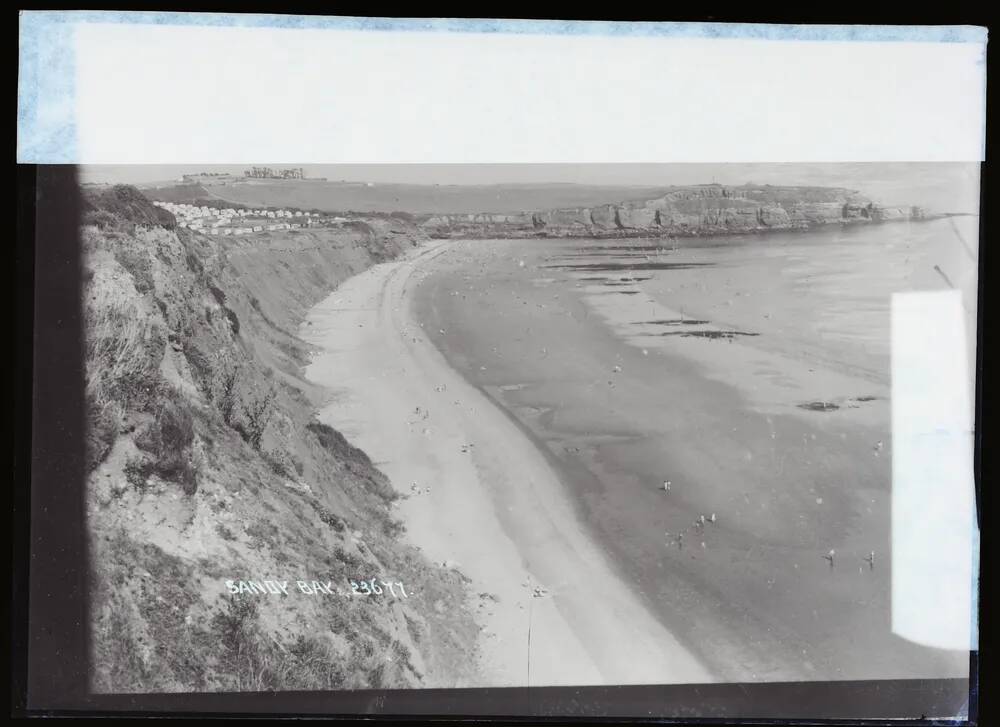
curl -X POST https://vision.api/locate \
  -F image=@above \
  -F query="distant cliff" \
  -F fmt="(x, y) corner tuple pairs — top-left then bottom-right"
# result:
(420, 184), (929, 238)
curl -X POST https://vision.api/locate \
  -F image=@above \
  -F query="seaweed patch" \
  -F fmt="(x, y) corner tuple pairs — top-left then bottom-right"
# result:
(797, 401), (840, 412)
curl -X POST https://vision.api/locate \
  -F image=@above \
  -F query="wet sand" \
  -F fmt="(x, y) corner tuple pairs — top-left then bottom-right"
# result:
(302, 242), (711, 687)
(412, 232), (972, 683)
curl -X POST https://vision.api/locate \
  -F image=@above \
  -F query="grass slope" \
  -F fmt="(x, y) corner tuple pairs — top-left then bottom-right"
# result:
(83, 186), (479, 692)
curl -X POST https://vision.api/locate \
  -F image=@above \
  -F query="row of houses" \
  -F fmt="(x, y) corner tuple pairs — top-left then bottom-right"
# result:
(198, 222), (307, 236)
(155, 200), (317, 220)
(153, 200), (319, 235)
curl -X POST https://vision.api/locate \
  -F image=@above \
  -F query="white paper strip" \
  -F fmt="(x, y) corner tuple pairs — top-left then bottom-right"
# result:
(15, 13), (989, 163)
(891, 290), (978, 650)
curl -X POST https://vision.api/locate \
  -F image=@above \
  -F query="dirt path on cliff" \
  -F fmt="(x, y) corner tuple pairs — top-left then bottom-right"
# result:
(302, 241), (712, 687)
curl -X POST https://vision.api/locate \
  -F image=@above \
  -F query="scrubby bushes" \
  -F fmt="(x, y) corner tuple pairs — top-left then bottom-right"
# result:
(86, 395), (123, 471)
(333, 545), (364, 570)
(212, 595), (363, 690)
(184, 250), (204, 276)
(307, 419), (398, 503)
(207, 282), (227, 306)
(123, 456), (151, 492)
(239, 384), (276, 451)
(209, 350), (241, 425)
(208, 350), (277, 451)
(212, 596), (270, 690)
(183, 344), (214, 390)
(81, 195), (175, 471)
(262, 448), (302, 479)
(85, 297), (164, 409)
(82, 185), (176, 231)
(307, 420), (373, 467)
(286, 635), (348, 689)
(207, 281), (241, 336)
(113, 248), (155, 295)
(83, 209), (120, 230)
(133, 385), (198, 494)
(84, 295), (164, 469)
(313, 503), (346, 532)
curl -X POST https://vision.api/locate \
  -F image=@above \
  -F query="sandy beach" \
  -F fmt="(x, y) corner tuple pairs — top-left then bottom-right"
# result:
(411, 229), (972, 683)
(304, 222), (973, 686)
(302, 241), (711, 687)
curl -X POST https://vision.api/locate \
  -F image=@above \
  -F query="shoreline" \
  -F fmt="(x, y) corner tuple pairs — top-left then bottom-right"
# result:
(301, 240), (712, 687)
(408, 236), (971, 682)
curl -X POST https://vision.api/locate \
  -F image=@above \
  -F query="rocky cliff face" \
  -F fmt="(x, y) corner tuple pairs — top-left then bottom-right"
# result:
(81, 186), (478, 693)
(421, 184), (927, 238)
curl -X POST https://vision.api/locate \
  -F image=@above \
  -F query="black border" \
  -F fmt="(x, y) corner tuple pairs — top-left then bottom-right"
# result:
(17, 166), (90, 712)
(12, 7), (993, 724)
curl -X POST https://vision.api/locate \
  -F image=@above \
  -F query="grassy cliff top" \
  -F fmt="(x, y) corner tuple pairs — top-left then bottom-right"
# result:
(83, 184), (177, 229)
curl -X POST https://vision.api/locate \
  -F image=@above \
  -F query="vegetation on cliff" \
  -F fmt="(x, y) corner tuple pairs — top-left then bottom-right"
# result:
(82, 186), (478, 692)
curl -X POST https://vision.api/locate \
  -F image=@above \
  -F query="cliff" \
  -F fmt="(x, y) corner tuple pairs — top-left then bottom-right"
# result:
(420, 184), (928, 238)
(82, 186), (478, 692)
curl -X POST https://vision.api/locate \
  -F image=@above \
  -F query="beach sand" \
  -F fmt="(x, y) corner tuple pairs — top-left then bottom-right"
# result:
(410, 233), (971, 683)
(302, 241), (711, 687)
(304, 228), (971, 686)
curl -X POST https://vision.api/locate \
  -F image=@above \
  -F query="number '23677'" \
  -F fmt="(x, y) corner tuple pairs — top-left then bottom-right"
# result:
(349, 579), (409, 597)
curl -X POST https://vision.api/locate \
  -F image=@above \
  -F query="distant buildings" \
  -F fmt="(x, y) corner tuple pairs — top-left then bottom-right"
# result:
(152, 201), (317, 236)
(179, 168), (329, 185)
(244, 167), (305, 180)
